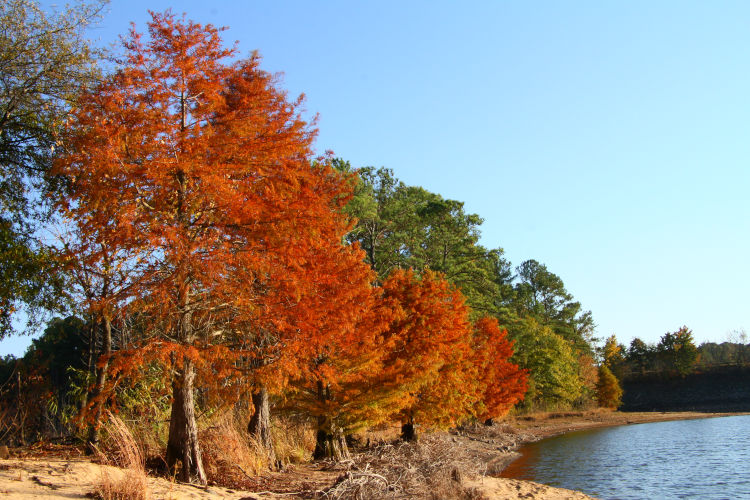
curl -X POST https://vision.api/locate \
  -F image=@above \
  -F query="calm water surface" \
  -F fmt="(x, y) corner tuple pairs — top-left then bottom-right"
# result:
(501, 414), (750, 499)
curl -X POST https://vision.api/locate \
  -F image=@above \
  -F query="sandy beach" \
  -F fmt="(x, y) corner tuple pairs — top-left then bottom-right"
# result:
(0, 456), (596, 500)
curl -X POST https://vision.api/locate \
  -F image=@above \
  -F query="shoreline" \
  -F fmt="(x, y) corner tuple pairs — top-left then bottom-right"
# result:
(1, 411), (746, 500)
(450, 409), (747, 499)
(457, 410), (748, 499)
(503, 409), (748, 443)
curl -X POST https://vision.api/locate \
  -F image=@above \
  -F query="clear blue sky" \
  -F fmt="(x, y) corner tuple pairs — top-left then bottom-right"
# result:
(3, 0), (749, 356)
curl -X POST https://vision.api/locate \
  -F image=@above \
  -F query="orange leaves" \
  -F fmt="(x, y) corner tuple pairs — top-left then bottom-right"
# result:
(282, 268), (530, 434)
(381, 269), (471, 382)
(472, 317), (528, 420)
(360, 272), (527, 429)
(54, 11), (532, 442)
(375, 269), (475, 429)
(55, 11), (386, 416)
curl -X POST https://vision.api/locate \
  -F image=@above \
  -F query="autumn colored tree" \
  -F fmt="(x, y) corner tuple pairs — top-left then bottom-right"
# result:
(601, 334), (626, 379)
(260, 233), (390, 461)
(377, 269), (476, 440)
(55, 12), (377, 482)
(577, 352), (599, 406)
(596, 364), (623, 409)
(471, 317), (527, 424)
(277, 269), (475, 452)
(55, 222), (152, 450)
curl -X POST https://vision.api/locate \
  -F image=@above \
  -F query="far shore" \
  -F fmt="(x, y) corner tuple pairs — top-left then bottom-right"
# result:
(502, 409), (749, 442)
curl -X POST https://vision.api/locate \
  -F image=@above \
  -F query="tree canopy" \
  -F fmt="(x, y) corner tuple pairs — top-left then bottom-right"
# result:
(340, 163), (511, 319)
(0, 6), (610, 475)
(0, 0), (106, 335)
(54, 11), (384, 482)
(337, 164), (598, 411)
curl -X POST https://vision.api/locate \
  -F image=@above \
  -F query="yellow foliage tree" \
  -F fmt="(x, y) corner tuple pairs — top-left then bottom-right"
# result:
(596, 364), (623, 409)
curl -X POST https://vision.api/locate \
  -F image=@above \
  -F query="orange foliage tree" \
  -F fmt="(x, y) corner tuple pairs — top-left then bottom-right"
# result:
(248, 220), (391, 461)
(277, 276), (392, 460)
(369, 273), (527, 438)
(471, 317), (527, 424)
(377, 269), (475, 440)
(55, 12), (377, 482)
(280, 269), (476, 449)
(596, 364), (623, 409)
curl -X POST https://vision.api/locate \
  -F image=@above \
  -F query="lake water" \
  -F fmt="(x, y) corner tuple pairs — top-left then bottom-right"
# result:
(501, 415), (750, 499)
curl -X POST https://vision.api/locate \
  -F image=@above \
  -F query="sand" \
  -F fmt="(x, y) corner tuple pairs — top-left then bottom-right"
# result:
(0, 455), (598, 499)
(0, 456), (596, 499)
(0, 458), (265, 499)
(467, 476), (595, 499)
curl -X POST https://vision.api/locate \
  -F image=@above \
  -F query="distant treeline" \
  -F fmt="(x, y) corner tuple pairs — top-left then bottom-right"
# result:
(602, 328), (750, 382)
(621, 365), (750, 412)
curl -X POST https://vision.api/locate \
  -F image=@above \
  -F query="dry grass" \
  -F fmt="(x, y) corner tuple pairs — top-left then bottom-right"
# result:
(200, 410), (269, 483)
(271, 417), (316, 465)
(92, 412), (149, 500)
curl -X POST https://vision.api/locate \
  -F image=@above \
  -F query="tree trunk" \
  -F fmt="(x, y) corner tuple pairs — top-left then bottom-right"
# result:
(248, 386), (276, 465)
(313, 417), (350, 461)
(165, 166), (205, 483)
(87, 316), (112, 451)
(166, 358), (206, 484)
(81, 320), (96, 414)
(401, 416), (417, 442)
(312, 381), (349, 460)
(17, 369), (24, 445)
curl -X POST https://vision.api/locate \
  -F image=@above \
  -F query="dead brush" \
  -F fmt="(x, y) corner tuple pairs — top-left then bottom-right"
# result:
(318, 433), (484, 500)
(91, 411), (149, 500)
(454, 420), (530, 448)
